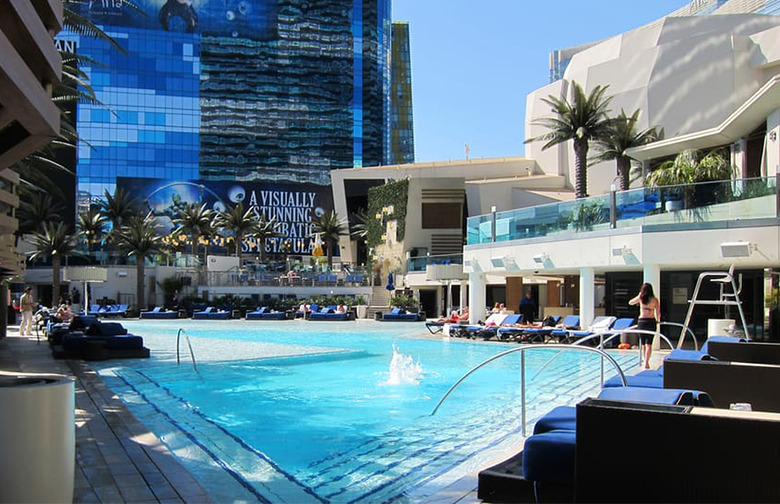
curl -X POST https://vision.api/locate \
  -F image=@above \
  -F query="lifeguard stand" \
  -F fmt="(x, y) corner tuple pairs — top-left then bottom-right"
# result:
(678, 264), (749, 347)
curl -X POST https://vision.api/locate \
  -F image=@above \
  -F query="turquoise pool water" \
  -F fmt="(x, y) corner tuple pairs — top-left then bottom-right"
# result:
(95, 320), (639, 503)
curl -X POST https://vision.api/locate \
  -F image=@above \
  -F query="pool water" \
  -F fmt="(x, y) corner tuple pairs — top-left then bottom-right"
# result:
(95, 320), (639, 503)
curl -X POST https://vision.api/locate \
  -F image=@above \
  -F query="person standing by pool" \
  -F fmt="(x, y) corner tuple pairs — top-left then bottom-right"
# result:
(629, 282), (661, 369)
(519, 291), (536, 324)
(19, 287), (35, 336)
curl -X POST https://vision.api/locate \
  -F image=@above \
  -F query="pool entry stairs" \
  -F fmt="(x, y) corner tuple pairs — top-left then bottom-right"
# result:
(100, 348), (641, 503)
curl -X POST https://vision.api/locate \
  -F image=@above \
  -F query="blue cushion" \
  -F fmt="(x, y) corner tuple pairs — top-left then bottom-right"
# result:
(604, 370), (664, 388)
(533, 406), (576, 435)
(390, 307), (402, 315)
(701, 335), (744, 353)
(523, 430), (576, 484)
(667, 349), (716, 361)
(597, 387), (693, 405)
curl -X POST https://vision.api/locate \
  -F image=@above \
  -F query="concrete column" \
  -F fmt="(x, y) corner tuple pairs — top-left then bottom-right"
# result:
(468, 272), (486, 324)
(579, 267), (595, 328)
(459, 279), (468, 313)
(643, 263), (662, 351)
(731, 139), (748, 179)
(766, 108), (780, 178)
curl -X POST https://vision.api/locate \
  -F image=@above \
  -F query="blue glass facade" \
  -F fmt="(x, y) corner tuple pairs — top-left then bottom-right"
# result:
(65, 0), (392, 205)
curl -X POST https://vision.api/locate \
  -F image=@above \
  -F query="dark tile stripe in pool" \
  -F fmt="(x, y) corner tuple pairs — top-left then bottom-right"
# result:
(115, 370), (328, 504)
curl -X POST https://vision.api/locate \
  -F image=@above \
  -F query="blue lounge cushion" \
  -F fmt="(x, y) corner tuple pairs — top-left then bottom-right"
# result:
(597, 386), (693, 406)
(86, 322), (128, 336)
(604, 369), (664, 388)
(533, 406), (576, 435)
(701, 335), (744, 353)
(667, 349), (716, 361)
(523, 430), (576, 485)
(390, 307), (402, 315)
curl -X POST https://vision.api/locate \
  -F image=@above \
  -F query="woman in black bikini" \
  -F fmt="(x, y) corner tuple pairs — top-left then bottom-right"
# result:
(629, 283), (660, 369)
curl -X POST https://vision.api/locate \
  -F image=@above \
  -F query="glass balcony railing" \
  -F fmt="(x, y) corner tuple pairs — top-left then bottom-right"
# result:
(467, 177), (778, 245)
(407, 253), (464, 272)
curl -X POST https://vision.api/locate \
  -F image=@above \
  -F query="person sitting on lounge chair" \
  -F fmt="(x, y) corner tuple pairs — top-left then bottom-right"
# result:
(55, 303), (74, 323)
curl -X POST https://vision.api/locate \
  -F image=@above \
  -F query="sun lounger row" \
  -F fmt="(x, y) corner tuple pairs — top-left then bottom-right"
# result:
(46, 315), (149, 360)
(480, 335), (780, 502)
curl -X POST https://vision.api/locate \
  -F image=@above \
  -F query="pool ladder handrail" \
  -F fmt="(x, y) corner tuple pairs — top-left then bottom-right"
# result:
(430, 344), (628, 436)
(177, 328), (198, 372)
(532, 325), (687, 383)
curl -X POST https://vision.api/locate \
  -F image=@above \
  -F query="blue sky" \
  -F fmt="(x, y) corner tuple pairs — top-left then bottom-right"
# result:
(392, 0), (690, 162)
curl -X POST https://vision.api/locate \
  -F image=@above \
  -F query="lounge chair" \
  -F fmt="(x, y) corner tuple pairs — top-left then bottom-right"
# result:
(308, 306), (352, 321)
(495, 315), (560, 342)
(246, 307), (290, 320)
(504, 314), (576, 343)
(462, 313), (515, 340)
(53, 320), (150, 360)
(478, 386), (712, 503)
(192, 307), (231, 320)
(140, 306), (179, 319)
(550, 315), (615, 343)
(381, 307), (423, 321)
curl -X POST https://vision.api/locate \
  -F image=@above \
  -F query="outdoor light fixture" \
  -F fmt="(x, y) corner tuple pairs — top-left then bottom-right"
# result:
(611, 246), (632, 257)
(490, 256), (506, 268)
(720, 241), (753, 258)
(532, 253), (549, 264)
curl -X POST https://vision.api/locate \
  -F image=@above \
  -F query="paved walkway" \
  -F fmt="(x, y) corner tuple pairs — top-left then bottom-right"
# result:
(0, 327), (213, 504)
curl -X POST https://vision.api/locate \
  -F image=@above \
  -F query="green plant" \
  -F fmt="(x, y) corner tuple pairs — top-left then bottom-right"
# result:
(159, 276), (183, 295)
(354, 295), (367, 305)
(390, 294), (417, 311)
(366, 179), (409, 249)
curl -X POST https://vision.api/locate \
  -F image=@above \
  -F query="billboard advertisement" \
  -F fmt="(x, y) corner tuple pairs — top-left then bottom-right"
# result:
(73, 0), (280, 40)
(117, 177), (334, 255)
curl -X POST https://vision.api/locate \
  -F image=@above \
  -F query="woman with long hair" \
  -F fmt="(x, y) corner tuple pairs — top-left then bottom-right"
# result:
(629, 283), (660, 369)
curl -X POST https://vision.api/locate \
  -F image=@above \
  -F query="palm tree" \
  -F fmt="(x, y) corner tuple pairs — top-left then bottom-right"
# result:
(171, 202), (213, 262)
(17, 191), (65, 235)
(527, 81), (614, 198)
(76, 206), (108, 258)
(114, 212), (163, 311)
(99, 187), (140, 241)
(28, 222), (80, 306)
(249, 214), (281, 262)
(593, 109), (663, 191)
(312, 210), (348, 269)
(215, 203), (261, 258)
(644, 149), (733, 187)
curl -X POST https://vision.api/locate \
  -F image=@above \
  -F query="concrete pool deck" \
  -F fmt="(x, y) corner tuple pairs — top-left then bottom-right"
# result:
(0, 326), (482, 504)
(0, 327), (214, 504)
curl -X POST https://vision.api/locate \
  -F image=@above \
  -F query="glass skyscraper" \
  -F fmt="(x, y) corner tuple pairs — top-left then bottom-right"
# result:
(390, 22), (414, 165)
(64, 0), (393, 207)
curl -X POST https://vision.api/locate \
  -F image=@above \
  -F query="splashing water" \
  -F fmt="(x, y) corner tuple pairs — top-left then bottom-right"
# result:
(386, 344), (424, 385)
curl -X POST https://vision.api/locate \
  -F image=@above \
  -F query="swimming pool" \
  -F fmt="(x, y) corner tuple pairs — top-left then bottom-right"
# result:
(94, 320), (640, 503)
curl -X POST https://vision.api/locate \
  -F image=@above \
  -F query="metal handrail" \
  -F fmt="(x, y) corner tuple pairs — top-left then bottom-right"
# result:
(659, 322), (698, 350)
(176, 328), (198, 372)
(430, 345), (628, 435)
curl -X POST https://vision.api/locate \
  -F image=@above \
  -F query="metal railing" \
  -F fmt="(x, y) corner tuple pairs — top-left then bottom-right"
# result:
(467, 176), (778, 245)
(176, 328), (198, 372)
(430, 345), (628, 436)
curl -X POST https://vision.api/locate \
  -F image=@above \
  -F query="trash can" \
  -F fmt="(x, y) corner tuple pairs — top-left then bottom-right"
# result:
(0, 374), (75, 503)
(374, 311), (383, 321)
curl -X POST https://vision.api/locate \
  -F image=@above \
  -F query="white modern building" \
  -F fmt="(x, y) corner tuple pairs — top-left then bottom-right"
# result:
(330, 11), (780, 337)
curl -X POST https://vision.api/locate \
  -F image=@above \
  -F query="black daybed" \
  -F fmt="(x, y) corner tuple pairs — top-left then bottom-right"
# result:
(51, 319), (150, 360)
